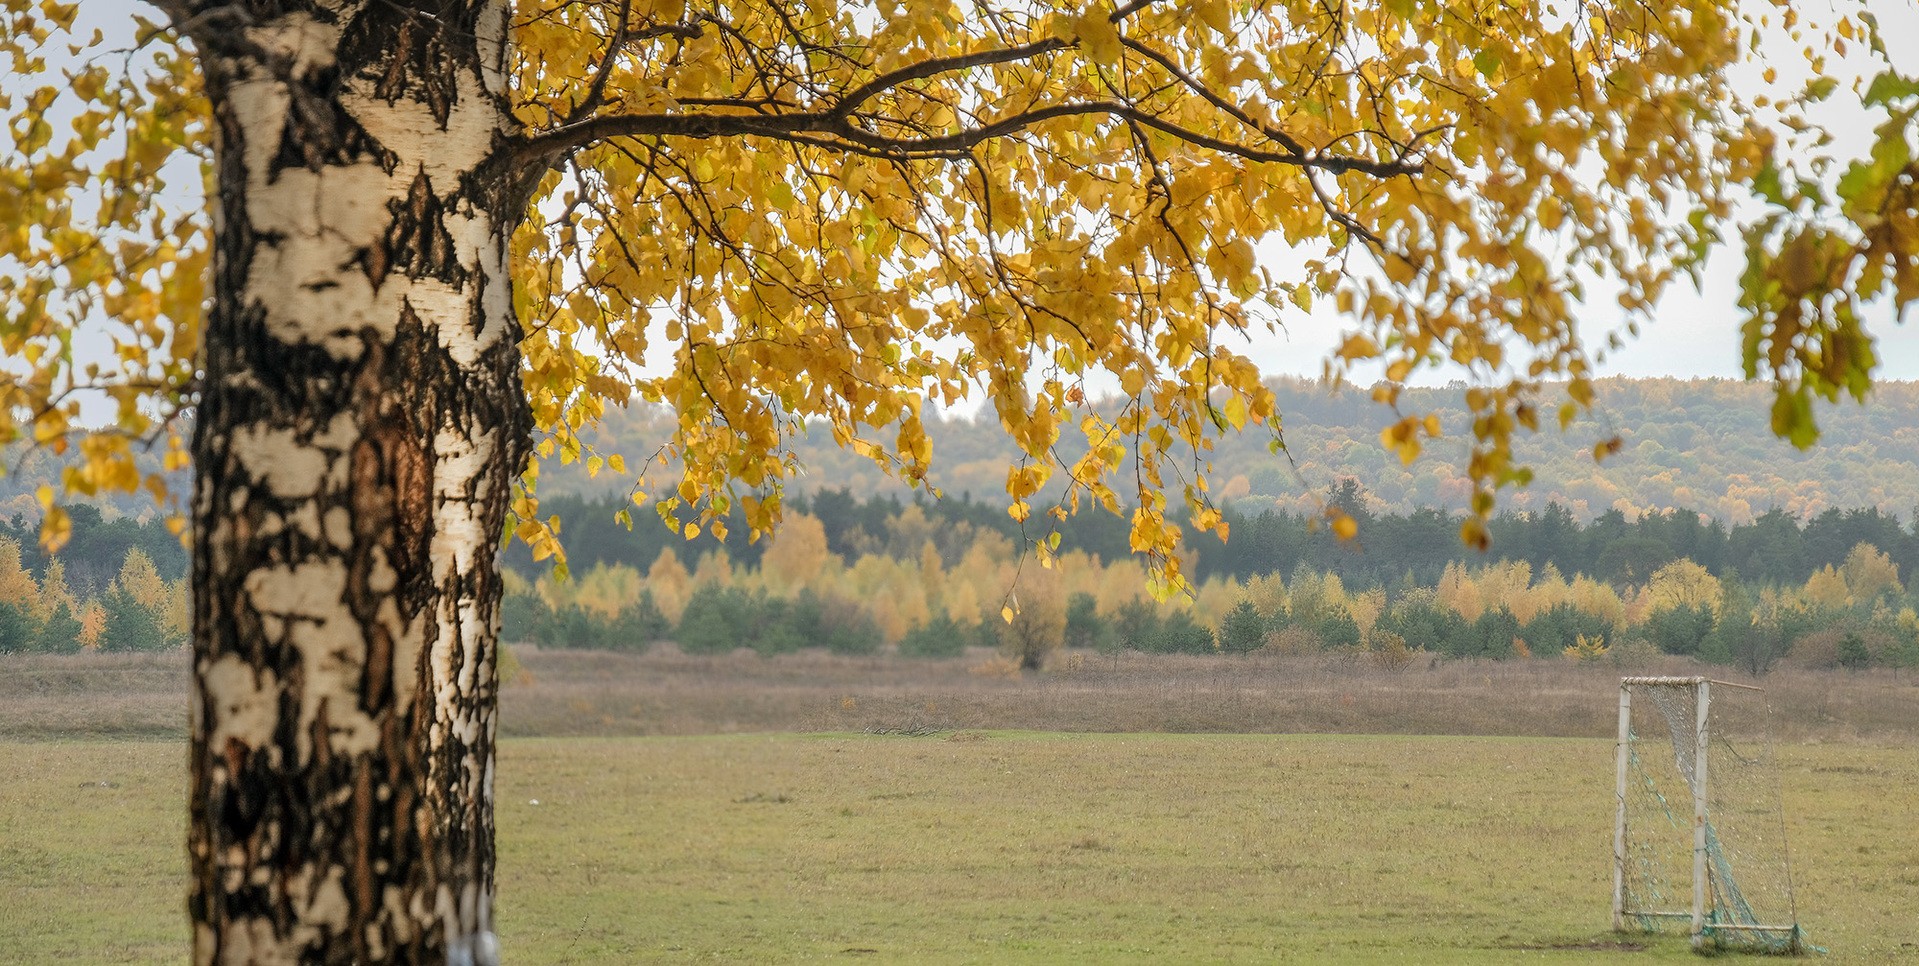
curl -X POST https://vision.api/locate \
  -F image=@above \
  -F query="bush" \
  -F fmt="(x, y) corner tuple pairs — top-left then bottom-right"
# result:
(609, 591), (669, 651)
(676, 586), (755, 655)
(1460, 607), (1522, 659)
(817, 594), (883, 656)
(1368, 629), (1415, 670)
(1064, 592), (1111, 652)
(501, 590), (545, 643)
(1158, 609), (1215, 654)
(1309, 609), (1362, 650)
(1523, 602), (1613, 657)
(753, 590), (819, 655)
(1647, 603), (1715, 656)
(1376, 599), (1466, 655)
(900, 612), (968, 658)
(1111, 598), (1160, 652)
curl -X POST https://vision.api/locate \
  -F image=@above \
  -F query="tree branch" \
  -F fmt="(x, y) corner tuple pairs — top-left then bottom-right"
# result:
(516, 99), (1425, 179)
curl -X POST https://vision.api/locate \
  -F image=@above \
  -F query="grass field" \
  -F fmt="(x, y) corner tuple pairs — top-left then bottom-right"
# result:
(1, 651), (1915, 963)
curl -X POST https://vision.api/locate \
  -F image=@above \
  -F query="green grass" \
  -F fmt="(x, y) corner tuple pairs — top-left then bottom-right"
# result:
(2, 733), (1913, 963)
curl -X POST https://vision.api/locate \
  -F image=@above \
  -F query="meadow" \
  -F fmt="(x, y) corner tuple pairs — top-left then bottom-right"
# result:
(1, 649), (1914, 963)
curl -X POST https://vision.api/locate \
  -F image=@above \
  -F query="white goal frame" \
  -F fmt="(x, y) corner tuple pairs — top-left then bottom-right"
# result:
(1612, 676), (1800, 951)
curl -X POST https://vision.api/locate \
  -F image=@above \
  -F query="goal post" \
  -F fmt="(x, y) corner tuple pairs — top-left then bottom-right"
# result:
(1613, 676), (1806, 953)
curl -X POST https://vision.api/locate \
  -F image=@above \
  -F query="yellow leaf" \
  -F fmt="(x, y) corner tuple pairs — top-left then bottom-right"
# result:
(1331, 513), (1358, 540)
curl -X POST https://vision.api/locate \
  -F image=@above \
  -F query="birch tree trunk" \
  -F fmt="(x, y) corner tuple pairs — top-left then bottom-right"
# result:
(184, 3), (530, 961)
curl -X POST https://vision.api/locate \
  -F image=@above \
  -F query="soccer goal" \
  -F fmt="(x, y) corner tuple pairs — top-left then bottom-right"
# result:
(1613, 676), (1806, 952)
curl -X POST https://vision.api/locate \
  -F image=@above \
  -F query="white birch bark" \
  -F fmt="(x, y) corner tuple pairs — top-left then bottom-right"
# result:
(184, 3), (528, 961)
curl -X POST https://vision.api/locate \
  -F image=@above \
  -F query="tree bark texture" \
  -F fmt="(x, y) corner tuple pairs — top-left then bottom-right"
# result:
(186, 3), (529, 962)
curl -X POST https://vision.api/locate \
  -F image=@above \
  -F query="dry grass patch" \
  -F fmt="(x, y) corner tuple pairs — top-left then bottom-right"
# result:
(5, 648), (1915, 744)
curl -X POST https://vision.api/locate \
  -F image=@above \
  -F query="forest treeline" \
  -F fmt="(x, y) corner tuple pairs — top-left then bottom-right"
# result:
(505, 482), (1919, 594)
(0, 537), (186, 654)
(8, 485), (1919, 678)
(0, 507), (191, 655)
(498, 491), (1919, 678)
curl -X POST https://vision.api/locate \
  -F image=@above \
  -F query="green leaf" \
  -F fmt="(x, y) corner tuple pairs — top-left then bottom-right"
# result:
(1862, 70), (1919, 107)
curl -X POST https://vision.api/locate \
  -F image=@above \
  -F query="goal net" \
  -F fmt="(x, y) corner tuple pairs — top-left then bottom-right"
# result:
(1613, 677), (1805, 952)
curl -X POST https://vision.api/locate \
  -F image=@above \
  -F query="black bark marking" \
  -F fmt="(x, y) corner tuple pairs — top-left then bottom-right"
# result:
(341, 0), (472, 126)
(362, 171), (468, 290)
(269, 65), (399, 179)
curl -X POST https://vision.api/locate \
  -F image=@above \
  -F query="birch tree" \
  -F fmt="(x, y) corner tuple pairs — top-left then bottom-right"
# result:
(0, 0), (1909, 961)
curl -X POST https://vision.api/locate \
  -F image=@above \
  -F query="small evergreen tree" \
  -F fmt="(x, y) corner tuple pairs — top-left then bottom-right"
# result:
(760, 589), (825, 655)
(1837, 632), (1872, 670)
(1218, 600), (1265, 653)
(1647, 603), (1715, 656)
(34, 602), (83, 655)
(0, 599), (38, 654)
(1310, 608), (1362, 650)
(1523, 602), (1614, 656)
(1886, 633), (1919, 678)
(819, 594), (884, 656)
(500, 589), (546, 643)
(1466, 607), (1523, 659)
(101, 588), (167, 652)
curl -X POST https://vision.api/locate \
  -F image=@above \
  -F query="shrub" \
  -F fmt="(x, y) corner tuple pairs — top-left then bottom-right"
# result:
(753, 591), (819, 655)
(1111, 598), (1160, 652)
(900, 612), (968, 658)
(1376, 599), (1466, 655)
(1309, 609), (1362, 650)
(1647, 603), (1715, 656)
(676, 586), (755, 655)
(609, 591), (669, 651)
(1523, 602), (1613, 657)
(817, 594), (883, 656)
(1063, 592), (1111, 652)
(1158, 609), (1215, 654)
(1460, 607), (1522, 659)
(1368, 629), (1415, 671)
(500, 589), (546, 643)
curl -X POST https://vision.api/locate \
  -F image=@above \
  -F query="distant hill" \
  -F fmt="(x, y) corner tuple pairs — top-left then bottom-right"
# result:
(555, 377), (1919, 525)
(9, 377), (1919, 527)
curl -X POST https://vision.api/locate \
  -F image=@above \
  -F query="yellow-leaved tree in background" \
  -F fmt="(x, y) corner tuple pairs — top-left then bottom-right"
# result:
(0, 0), (1913, 960)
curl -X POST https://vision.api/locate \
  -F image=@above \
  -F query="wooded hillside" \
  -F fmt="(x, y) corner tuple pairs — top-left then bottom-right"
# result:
(554, 377), (1919, 526)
